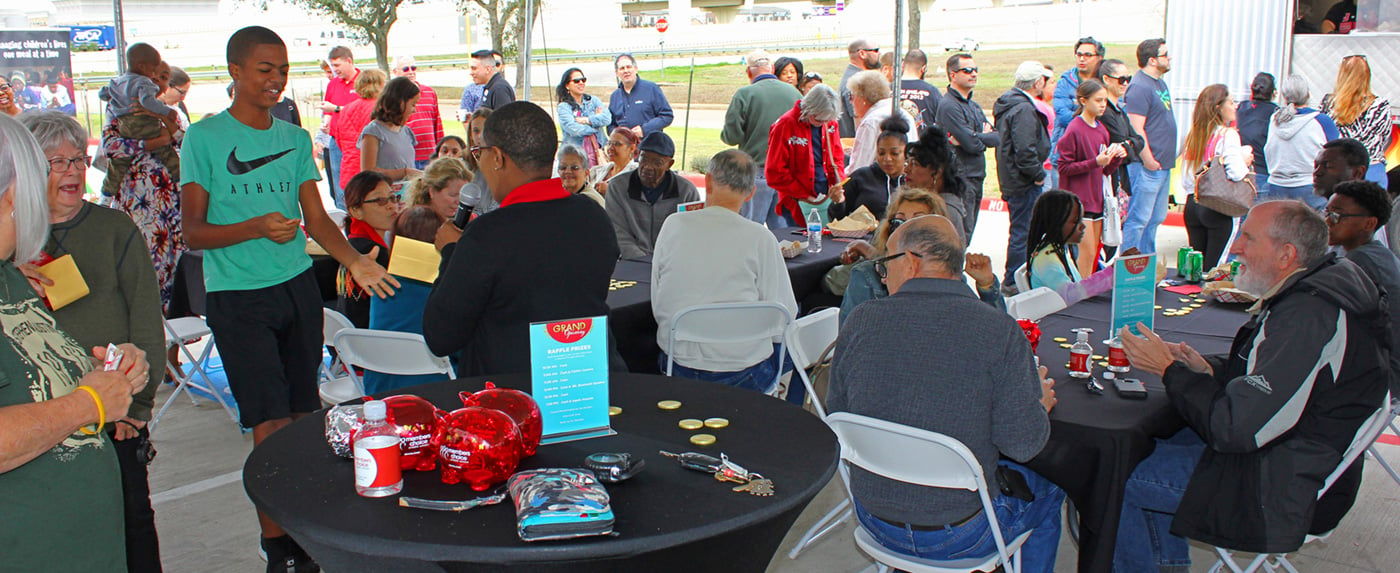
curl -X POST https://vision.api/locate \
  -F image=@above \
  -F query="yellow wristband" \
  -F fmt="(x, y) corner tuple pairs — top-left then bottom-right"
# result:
(74, 385), (104, 436)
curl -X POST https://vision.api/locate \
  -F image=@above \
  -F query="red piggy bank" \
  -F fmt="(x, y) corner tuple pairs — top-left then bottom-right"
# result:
(459, 382), (542, 457)
(431, 406), (524, 490)
(382, 395), (443, 472)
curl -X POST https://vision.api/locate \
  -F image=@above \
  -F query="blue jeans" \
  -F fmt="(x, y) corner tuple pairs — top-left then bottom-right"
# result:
(415, 159), (430, 170)
(742, 174), (787, 229)
(660, 343), (792, 394)
(327, 139), (346, 210)
(1263, 183), (1326, 211)
(1122, 163), (1172, 254)
(1114, 428), (1205, 573)
(1367, 162), (1390, 191)
(854, 460), (1064, 573)
(1003, 187), (1043, 287)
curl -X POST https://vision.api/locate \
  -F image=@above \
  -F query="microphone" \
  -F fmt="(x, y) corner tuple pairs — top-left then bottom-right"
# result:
(453, 181), (483, 228)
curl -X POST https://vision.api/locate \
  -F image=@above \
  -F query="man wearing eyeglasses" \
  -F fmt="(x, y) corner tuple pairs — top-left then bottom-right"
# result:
(1049, 37), (1104, 181)
(828, 214), (1063, 571)
(721, 49), (800, 228)
(1120, 38), (1177, 255)
(393, 55), (444, 170)
(936, 53), (998, 238)
(1324, 181), (1400, 394)
(838, 39), (880, 138)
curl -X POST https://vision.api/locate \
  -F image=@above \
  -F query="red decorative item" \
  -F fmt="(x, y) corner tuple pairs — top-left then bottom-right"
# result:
(430, 406), (524, 490)
(381, 395), (443, 472)
(459, 382), (543, 457)
(1018, 319), (1042, 353)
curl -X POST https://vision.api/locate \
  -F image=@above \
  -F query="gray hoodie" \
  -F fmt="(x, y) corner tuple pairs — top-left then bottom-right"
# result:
(1264, 106), (1340, 187)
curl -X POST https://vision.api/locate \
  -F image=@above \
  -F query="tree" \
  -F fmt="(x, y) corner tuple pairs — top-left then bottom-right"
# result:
(908, 0), (921, 51)
(268, 0), (408, 71)
(459, 0), (542, 96)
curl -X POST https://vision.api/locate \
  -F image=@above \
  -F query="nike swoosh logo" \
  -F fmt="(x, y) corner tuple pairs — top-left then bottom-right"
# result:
(227, 147), (294, 175)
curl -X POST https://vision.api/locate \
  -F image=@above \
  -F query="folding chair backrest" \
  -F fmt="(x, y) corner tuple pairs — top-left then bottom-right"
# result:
(787, 308), (839, 370)
(325, 208), (348, 230)
(670, 302), (793, 346)
(333, 328), (455, 378)
(1321, 393), (1393, 496)
(825, 412), (984, 491)
(1006, 287), (1068, 322)
(1013, 264), (1031, 293)
(323, 308), (354, 349)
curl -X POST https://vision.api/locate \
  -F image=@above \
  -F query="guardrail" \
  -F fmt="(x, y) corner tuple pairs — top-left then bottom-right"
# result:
(72, 38), (848, 84)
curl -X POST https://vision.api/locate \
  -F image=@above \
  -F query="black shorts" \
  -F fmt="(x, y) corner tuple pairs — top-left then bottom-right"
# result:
(206, 269), (322, 428)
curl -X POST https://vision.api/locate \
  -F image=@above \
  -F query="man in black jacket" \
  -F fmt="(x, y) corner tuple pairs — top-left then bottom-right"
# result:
(424, 102), (620, 377)
(1115, 200), (1390, 571)
(936, 53), (999, 238)
(471, 49), (515, 110)
(993, 61), (1052, 293)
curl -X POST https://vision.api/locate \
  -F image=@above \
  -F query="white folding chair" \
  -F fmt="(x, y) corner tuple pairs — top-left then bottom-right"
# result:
(320, 308), (355, 383)
(826, 412), (1032, 573)
(665, 302), (793, 392)
(325, 208), (348, 229)
(150, 316), (239, 431)
(1364, 397), (1400, 488)
(1013, 264), (1031, 293)
(782, 308), (849, 559)
(1005, 287), (1068, 322)
(326, 328), (455, 406)
(1210, 394), (1393, 573)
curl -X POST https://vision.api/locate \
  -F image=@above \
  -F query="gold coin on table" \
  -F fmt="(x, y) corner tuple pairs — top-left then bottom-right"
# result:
(657, 400), (682, 410)
(1191, 303), (1203, 308)
(690, 433), (717, 446)
(1092, 355), (1104, 360)
(678, 419), (704, 430)
(1098, 361), (1109, 368)
(1155, 305), (1163, 310)
(1179, 297), (1190, 302)
(1053, 337), (1068, 343)
(1060, 343), (1072, 349)
(704, 417), (730, 429)
(608, 406), (622, 416)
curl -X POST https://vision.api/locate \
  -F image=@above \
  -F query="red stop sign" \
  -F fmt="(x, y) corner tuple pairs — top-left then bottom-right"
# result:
(656, 18), (669, 33)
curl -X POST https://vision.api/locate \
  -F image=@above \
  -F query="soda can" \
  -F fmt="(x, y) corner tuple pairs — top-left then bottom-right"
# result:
(1187, 251), (1204, 283)
(1177, 247), (1191, 277)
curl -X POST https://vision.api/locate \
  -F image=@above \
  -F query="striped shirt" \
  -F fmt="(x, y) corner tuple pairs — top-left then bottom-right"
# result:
(406, 83), (444, 162)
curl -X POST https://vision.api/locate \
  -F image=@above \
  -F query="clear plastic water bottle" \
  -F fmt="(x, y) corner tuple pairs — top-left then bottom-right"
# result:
(806, 208), (822, 253)
(353, 400), (403, 498)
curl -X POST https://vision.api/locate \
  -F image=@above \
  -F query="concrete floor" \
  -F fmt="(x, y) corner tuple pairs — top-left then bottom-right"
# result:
(147, 208), (1400, 572)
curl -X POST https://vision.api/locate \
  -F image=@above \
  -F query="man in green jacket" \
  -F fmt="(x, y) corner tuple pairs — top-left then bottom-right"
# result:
(722, 49), (801, 228)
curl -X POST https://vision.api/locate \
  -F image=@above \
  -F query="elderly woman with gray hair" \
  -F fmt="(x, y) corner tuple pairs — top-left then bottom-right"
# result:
(766, 84), (847, 227)
(1264, 75), (1340, 210)
(0, 113), (151, 572)
(19, 111), (165, 571)
(845, 70), (918, 179)
(558, 143), (605, 207)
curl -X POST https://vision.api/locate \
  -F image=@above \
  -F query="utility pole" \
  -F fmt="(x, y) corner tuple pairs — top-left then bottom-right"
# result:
(113, 0), (128, 73)
(519, 0), (533, 102)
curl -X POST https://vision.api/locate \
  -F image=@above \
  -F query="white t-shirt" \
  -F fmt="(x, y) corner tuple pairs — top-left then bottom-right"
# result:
(651, 206), (799, 372)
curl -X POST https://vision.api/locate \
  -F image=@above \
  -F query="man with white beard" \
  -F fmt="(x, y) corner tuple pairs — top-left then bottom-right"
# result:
(1111, 200), (1391, 571)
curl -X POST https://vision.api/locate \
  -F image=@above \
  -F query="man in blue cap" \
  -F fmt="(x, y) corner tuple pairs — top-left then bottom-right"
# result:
(605, 131), (699, 259)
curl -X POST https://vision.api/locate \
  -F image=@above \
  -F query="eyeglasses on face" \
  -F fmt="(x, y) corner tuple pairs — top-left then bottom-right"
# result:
(1075, 51), (1099, 58)
(401, 65), (417, 72)
(558, 164), (586, 172)
(860, 47), (880, 54)
(362, 195), (403, 207)
(1105, 75), (1131, 85)
(0, 83), (11, 92)
(1323, 209), (1368, 225)
(47, 155), (91, 173)
(872, 250), (923, 279)
(955, 67), (979, 75)
(570, 77), (587, 84)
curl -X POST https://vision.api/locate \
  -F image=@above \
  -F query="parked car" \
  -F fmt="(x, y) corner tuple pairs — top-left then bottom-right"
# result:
(943, 37), (980, 52)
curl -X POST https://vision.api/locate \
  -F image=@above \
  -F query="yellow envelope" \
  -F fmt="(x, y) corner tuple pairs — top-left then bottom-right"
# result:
(387, 237), (441, 284)
(37, 254), (90, 310)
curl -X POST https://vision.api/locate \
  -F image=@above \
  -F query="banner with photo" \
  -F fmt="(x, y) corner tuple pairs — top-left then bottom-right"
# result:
(0, 29), (76, 115)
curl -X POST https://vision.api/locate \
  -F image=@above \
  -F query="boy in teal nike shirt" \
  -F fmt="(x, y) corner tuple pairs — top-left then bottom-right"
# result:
(179, 26), (398, 572)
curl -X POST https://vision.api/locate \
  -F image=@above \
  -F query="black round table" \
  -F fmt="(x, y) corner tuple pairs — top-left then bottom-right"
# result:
(244, 373), (840, 572)
(1025, 288), (1247, 573)
(606, 227), (847, 373)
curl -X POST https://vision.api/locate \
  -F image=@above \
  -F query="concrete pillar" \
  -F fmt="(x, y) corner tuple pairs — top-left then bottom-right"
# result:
(712, 6), (740, 24)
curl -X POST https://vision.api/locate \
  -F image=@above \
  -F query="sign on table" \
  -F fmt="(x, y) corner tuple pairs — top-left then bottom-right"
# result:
(1111, 254), (1156, 338)
(530, 316), (615, 444)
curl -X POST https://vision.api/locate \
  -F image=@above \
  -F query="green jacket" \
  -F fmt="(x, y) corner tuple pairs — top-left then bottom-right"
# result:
(721, 75), (801, 167)
(46, 201), (165, 422)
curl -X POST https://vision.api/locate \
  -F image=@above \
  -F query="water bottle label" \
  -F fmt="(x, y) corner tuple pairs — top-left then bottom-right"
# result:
(354, 435), (402, 488)
(1108, 345), (1129, 368)
(1069, 351), (1090, 374)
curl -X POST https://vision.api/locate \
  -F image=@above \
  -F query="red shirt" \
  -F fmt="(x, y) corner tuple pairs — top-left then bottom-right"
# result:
(406, 83), (444, 162)
(329, 97), (375, 183)
(324, 68), (361, 130)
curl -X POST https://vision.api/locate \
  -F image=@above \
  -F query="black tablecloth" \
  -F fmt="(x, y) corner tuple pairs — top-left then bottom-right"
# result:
(243, 373), (840, 572)
(168, 250), (339, 317)
(1026, 288), (1247, 573)
(606, 227), (847, 373)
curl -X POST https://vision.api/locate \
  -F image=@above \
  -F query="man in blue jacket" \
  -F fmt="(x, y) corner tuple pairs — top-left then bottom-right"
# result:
(609, 53), (673, 137)
(1050, 37), (1104, 186)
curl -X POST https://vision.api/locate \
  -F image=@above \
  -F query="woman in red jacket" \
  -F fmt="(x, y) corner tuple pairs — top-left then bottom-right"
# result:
(329, 69), (386, 188)
(765, 84), (845, 227)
